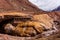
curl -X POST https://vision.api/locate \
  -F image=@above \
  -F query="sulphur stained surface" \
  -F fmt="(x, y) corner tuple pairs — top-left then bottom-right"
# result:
(4, 14), (57, 37)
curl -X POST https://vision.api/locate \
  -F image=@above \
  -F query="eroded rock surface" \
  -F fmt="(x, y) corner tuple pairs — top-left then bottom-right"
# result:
(0, 0), (60, 40)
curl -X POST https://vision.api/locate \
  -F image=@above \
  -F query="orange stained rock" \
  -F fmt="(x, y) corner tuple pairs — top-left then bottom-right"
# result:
(32, 14), (54, 29)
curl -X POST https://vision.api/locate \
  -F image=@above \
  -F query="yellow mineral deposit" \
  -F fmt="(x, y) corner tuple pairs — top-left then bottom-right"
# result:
(32, 14), (54, 29)
(4, 13), (55, 37)
(0, 12), (31, 18)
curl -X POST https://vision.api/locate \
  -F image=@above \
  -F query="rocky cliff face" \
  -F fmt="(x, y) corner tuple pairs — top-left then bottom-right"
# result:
(0, 0), (60, 40)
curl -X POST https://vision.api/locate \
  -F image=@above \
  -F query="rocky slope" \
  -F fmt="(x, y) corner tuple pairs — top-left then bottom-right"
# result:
(0, 0), (45, 13)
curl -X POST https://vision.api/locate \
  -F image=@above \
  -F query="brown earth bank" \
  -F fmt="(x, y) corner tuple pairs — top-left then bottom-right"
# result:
(0, 0), (60, 40)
